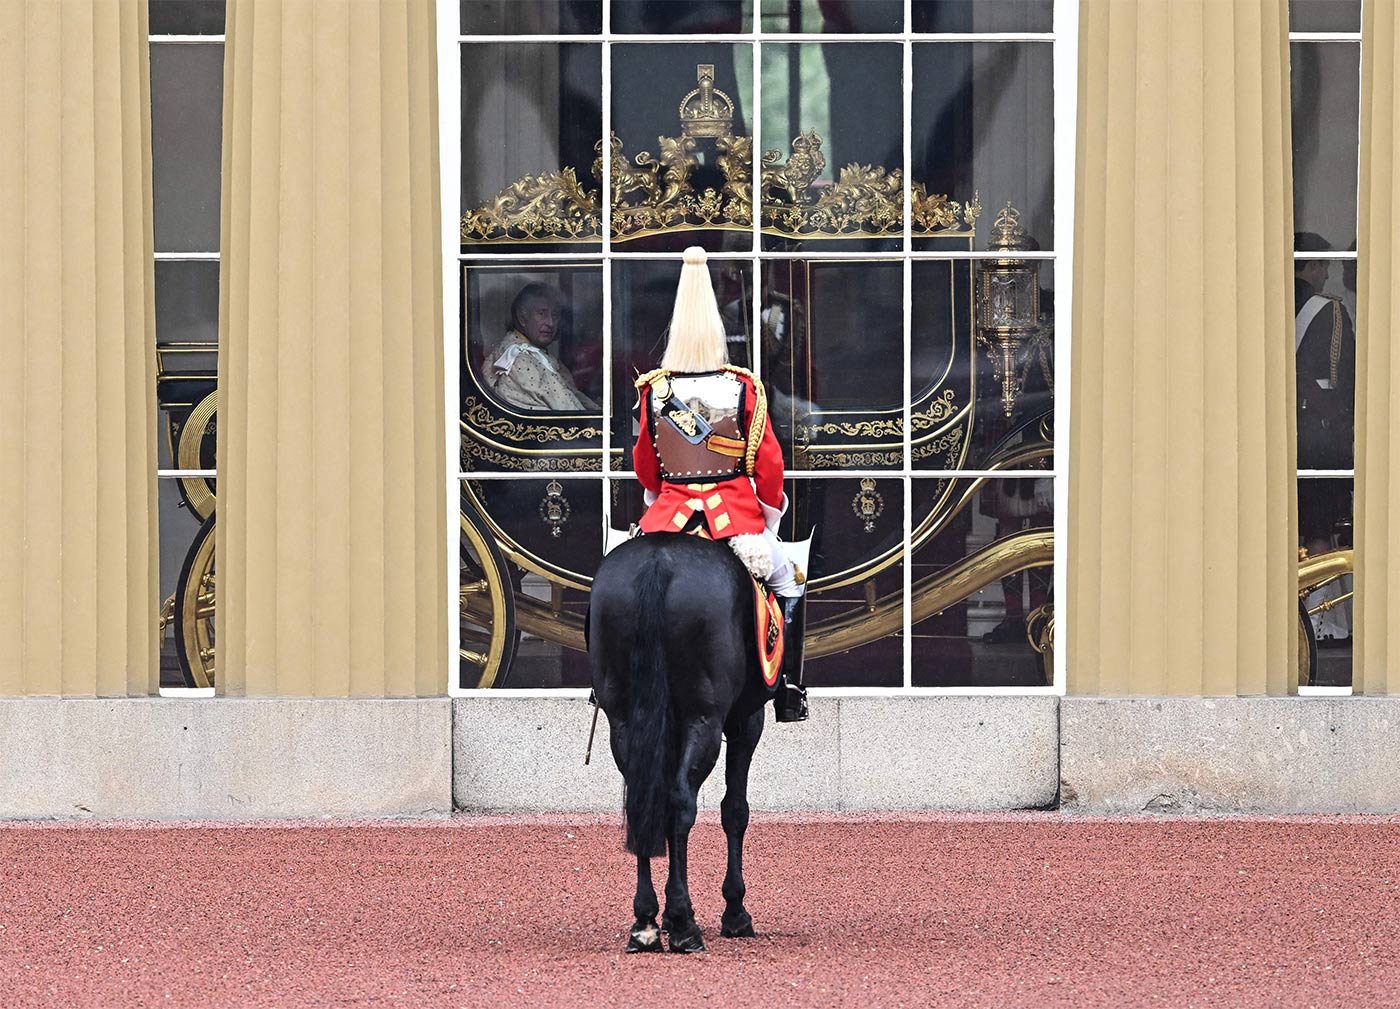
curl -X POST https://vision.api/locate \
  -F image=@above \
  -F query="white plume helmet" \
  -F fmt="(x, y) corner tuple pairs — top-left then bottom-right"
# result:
(660, 246), (728, 373)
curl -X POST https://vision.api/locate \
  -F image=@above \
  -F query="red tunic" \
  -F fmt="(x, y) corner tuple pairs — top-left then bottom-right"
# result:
(633, 368), (784, 539)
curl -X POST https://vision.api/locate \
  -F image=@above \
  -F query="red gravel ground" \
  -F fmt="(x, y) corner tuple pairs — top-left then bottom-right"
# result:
(3, 813), (1400, 1008)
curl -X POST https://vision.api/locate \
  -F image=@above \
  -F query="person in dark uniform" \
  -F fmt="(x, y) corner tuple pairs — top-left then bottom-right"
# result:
(1294, 232), (1355, 646)
(1294, 232), (1355, 471)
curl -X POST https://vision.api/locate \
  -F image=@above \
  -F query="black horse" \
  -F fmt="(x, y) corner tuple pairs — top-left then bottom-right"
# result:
(588, 533), (772, 954)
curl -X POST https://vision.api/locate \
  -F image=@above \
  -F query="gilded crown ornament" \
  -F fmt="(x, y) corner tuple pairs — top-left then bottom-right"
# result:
(460, 65), (984, 245)
(679, 65), (734, 139)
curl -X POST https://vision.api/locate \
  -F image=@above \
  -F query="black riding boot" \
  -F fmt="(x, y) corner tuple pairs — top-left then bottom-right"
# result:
(773, 595), (809, 722)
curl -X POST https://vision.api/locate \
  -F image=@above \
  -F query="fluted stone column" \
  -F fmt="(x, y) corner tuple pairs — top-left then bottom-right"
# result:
(1355, 0), (1400, 695)
(1067, 0), (1297, 695)
(218, 0), (447, 696)
(0, 1), (159, 696)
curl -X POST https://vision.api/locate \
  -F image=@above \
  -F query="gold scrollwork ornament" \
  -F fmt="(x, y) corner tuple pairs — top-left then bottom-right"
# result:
(851, 478), (885, 534)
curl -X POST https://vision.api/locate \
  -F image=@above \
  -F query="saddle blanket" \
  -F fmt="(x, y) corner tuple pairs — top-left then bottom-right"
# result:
(751, 578), (784, 688)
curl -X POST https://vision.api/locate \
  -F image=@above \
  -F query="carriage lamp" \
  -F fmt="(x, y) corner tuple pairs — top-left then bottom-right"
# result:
(977, 203), (1041, 418)
(539, 479), (571, 538)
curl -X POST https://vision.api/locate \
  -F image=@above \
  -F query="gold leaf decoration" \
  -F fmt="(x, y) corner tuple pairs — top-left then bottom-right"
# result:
(462, 396), (602, 443)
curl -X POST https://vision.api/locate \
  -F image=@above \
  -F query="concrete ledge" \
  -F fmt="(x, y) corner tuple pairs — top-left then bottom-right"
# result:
(1061, 696), (1400, 814)
(0, 698), (452, 820)
(452, 695), (1059, 812)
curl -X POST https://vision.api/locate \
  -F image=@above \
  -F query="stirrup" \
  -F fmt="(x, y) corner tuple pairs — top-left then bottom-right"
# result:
(774, 678), (809, 722)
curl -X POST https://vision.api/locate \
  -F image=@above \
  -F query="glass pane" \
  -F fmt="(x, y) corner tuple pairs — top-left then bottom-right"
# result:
(912, 0), (1052, 33)
(760, 42), (903, 252)
(791, 478), (903, 687)
(148, 0), (225, 34)
(461, 0), (603, 34)
(1298, 477), (1353, 688)
(760, 0), (903, 33)
(1289, 0), (1360, 33)
(460, 43), (602, 252)
(154, 261), (219, 471)
(1291, 42), (1359, 253)
(912, 42), (1053, 251)
(912, 259), (1054, 471)
(610, 44), (754, 252)
(159, 478), (216, 689)
(762, 259), (903, 469)
(461, 261), (604, 473)
(611, 258), (753, 471)
(612, 0), (751, 33)
(150, 42), (223, 254)
(461, 479), (601, 689)
(1294, 257), (1356, 470)
(154, 260), (219, 345)
(911, 477), (1053, 686)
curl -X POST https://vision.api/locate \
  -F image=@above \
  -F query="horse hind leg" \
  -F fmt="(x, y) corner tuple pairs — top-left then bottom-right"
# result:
(662, 719), (723, 954)
(609, 721), (663, 954)
(627, 854), (663, 953)
(720, 707), (763, 938)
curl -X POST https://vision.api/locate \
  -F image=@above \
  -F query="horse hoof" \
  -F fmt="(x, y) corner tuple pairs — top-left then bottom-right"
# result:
(721, 911), (755, 938)
(627, 922), (664, 953)
(666, 922), (706, 954)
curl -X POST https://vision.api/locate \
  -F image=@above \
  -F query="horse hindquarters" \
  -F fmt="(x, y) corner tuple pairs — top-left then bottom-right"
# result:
(620, 551), (674, 859)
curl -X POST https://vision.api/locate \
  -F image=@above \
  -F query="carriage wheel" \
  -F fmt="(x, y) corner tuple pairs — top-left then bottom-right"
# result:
(176, 391), (217, 522)
(460, 508), (518, 688)
(1297, 596), (1318, 689)
(175, 513), (217, 689)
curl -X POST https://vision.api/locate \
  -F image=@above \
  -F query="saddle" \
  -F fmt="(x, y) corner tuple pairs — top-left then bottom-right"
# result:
(602, 519), (794, 693)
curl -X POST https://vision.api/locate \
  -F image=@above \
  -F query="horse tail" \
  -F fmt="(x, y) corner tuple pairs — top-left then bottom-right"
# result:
(624, 549), (674, 858)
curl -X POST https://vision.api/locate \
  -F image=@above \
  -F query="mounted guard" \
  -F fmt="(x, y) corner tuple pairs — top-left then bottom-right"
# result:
(632, 246), (809, 722)
(587, 247), (815, 953)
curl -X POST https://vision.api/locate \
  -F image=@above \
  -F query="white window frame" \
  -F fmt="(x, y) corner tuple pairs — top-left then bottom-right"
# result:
(442, 0), (1077, 698)
(1293, 21), (1362, 698)
(150, 27), (225, 699)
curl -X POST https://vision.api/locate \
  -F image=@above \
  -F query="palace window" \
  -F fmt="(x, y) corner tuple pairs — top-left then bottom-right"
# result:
(447, 0), (1074, 693)
(150, 1), (224, 696)
(1290, 0), (1361, 693)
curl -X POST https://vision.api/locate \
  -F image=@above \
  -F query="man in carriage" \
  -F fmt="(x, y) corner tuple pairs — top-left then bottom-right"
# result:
(630, 247), (809, 723)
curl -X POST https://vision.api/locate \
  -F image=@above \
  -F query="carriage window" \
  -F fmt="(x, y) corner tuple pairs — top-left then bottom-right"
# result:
(762, 260), (904, 470)
(451, 2), (1067, 692)
(1291, 11), (1360, 692)
(151, 11), (224, 694)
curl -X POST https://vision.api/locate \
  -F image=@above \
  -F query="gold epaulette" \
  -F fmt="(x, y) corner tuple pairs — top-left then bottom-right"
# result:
(721, 365), (767, 476)
(634, 366), (670, 390)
